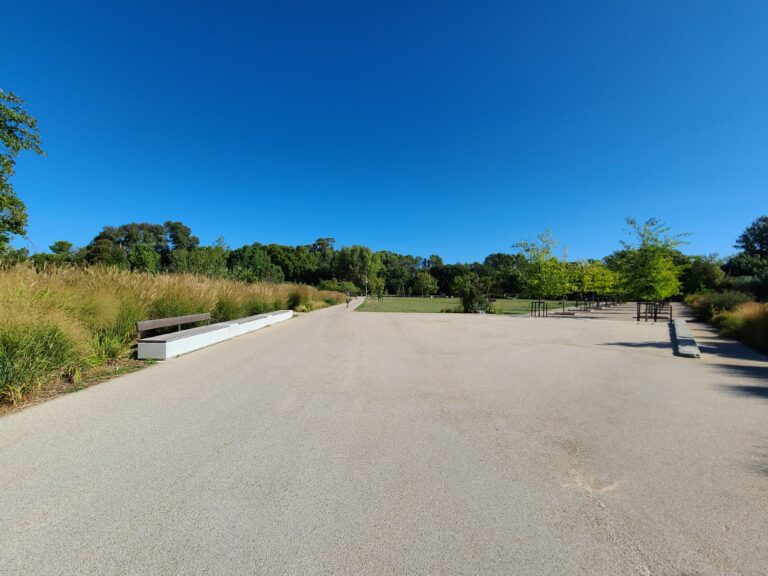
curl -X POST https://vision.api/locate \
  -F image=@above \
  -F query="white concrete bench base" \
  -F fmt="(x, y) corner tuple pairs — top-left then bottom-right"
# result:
(138, 310), (293, 360)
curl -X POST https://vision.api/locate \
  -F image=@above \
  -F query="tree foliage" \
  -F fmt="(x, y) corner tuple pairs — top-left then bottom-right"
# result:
(735, 215), (768, 259)
(451, 273), (491, 313)
(607, 218), (688, 301)
(0, 90), (45, 250)
(514, 230), (568, 299)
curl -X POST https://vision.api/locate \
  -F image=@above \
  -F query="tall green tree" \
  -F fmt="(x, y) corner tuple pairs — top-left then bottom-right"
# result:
(227, 243), (284, 283)
(514, 230), (567, 300)
(412, 270), (438, 296)
(164, 221), (199, 251)
(734, 215), (768, 259)
(0, 90), (45, 251)
(608, 218), (688, 301)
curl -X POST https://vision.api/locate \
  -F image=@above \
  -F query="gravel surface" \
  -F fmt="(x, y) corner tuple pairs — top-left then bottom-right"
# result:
(1, 300), (766, 575)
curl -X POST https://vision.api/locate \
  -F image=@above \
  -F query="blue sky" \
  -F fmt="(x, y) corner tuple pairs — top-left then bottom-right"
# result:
(2, 1), (767, 262)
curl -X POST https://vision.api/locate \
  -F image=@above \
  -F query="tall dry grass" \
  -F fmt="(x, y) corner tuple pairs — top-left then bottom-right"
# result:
(0, 265), (344, 403)
(687, 291), (768, 356)
(713, 301), (768, 356)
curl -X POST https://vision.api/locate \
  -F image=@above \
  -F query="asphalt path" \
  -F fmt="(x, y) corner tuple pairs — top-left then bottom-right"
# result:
(1, 300), (767, 575)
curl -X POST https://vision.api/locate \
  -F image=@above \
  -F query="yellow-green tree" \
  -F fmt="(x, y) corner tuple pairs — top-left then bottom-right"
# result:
(608, 218), (688, 301)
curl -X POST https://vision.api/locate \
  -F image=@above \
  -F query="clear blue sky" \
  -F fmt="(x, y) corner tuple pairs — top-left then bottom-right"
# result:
(3, 0), (766, 262)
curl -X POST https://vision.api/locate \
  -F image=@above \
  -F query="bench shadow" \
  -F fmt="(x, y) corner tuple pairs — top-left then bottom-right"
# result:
(601, 341), (672, 350)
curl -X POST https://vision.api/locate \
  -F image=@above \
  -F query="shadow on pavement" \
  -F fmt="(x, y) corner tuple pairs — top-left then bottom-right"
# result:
(718, 364), (768, 401)
(601, 341), (672, 350)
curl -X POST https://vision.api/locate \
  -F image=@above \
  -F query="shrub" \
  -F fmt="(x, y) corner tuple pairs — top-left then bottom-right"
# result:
(0, 324), (73, 404)
(451, 273), (492, 313)
(685, 291), (751, 322)
(722, 276), (768, 300)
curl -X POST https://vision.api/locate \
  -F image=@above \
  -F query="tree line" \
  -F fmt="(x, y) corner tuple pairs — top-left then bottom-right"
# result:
(3, 215), (766, 309)
(2, 89), (767, 307)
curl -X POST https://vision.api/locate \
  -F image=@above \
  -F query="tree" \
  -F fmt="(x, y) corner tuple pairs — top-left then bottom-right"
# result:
(85, 223), (168, 265)
(227, 243), (284, 283)
(681, 255), (724, 294)
(735, 216), (768, 259)
(168, 245), (229, 277)
(483, 252), (525, 297)
(412, 271), (438, 296)
(608, 218), (688, 301)
(128, 243), (161, 273)
(0, 90), (45, 251)
(514, 230), (567, 300)
(336, 245), (381, 291)
(49, 240), (73, 255)
(451, 273), (492, 313)
(164, 221), (199, 251)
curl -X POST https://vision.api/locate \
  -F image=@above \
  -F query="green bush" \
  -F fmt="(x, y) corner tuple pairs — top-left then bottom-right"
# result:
(318, 279), (359, 295)
(686, 291), (751, 322)
(722, 275), (768, 299)
(0, 324), (73, 404)
(451, 273), (492, 313)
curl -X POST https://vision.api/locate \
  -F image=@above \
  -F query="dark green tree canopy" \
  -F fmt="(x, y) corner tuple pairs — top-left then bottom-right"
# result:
(49, 240), (73, 255)
(0, 90), (45, 250)
(734, 215), (768, 259)
(164, 220), (199, 251)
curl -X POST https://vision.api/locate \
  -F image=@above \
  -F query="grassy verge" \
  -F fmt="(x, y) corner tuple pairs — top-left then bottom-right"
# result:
(356, 296), (576, 314)
(685, 292), (768, 355)
(0, 265), (344, 406)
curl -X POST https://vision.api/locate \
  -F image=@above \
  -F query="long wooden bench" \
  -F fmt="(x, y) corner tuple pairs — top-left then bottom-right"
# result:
(137, 310), (293, 360)
(137, 313), (211, 340)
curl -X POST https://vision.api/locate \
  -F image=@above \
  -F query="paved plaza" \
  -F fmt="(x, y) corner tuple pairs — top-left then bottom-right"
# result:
(1, 301), (766, 575)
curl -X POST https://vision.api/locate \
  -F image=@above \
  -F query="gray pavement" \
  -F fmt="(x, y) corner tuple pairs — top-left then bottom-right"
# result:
(1, 300), (767, 575)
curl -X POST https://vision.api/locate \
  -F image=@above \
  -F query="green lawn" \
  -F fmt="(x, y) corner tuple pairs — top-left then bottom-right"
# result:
(356, 297), (576, 314)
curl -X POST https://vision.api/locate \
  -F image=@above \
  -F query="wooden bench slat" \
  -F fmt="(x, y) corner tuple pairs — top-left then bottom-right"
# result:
(137, 313), (211, 333)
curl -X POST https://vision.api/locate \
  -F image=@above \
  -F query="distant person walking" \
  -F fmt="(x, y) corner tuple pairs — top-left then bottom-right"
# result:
(346, 293), (352, 308)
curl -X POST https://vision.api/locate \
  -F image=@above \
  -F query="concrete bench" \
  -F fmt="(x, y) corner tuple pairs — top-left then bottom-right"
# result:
(673, 319), (701, 358)
(138, 322), (236, 360)
(137, 310), (294, 360)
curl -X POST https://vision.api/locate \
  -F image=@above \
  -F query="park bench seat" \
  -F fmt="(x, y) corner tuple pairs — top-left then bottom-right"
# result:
(136, 313), (211, 337)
